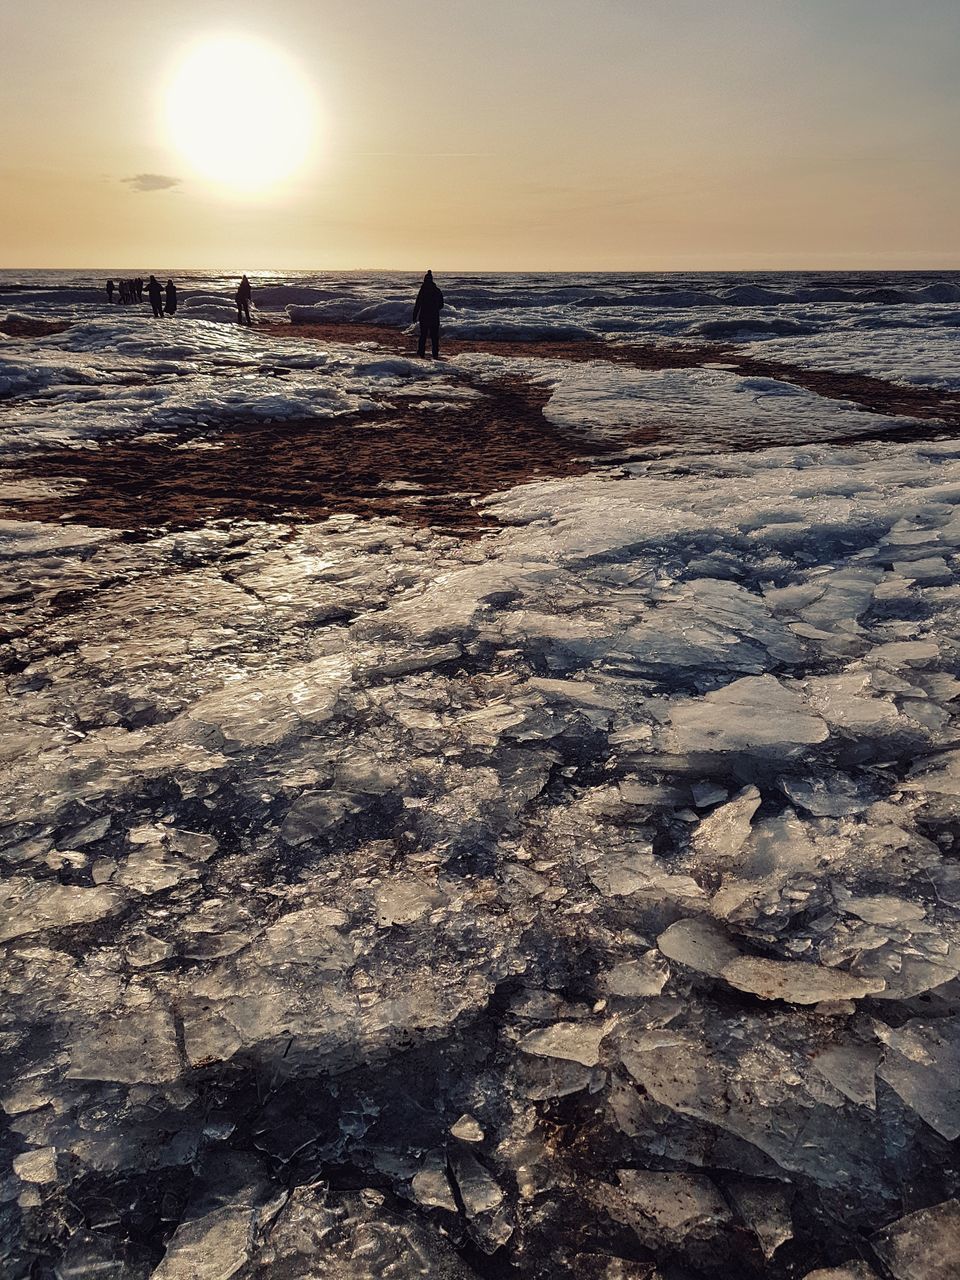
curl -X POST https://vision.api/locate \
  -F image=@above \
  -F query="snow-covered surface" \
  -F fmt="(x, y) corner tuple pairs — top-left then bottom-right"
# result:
(5, 266), (960, 387)
(0, 312), (940, 460)
(0, 316), (464, 453)
(2, 275), (960, 1277)
(463, 355), (929, 443)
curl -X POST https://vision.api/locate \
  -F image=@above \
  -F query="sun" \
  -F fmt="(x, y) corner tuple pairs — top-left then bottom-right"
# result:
(164, 35), (317, 189)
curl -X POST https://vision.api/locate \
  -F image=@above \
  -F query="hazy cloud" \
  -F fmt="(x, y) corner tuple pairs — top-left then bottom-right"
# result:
(122, 173), (181, 193)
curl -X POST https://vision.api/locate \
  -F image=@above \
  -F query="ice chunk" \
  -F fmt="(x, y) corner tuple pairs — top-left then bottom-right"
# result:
(691, 782), (729, 808)
(126, 934), (175, 968)
(693, 785), (761, 858)
(13, 1147), (57, 1185)
(279, 791), (366, 845)
(725, 1179), (793, 1259)
(868, 639), (940, 667)
(657, 918), (740, 978)
(721, 957), (884, 1005)
(876, 1017), (960, 1140)
(254, 910), (355, 969)
(779, 773), (873, 816)
(450, 1114), (485, 1143)
(904, 750), (960, 796)
(872, 1199), (960, 1280)
(375, 877), (445, 927)
(67, 1009), (182, 1084)
(450, 1151), (503, 1217)
(658, 920), (883, 1002)
(411, 1155), (458, 1211)
(152, 1192), (264, 1280)
(518, 1019), (613, 1067)
(615, 1170), (731, 1242)
(670, 676), (828, 755)
(810, 1045), (880, 1109)
(0, 879), (123, 942)
(586, 850), (654, 896)
(116, 847), (196, 894)
(621, 578), (805, 672)
(601, 951), (670, 997)
(515, 1055), (602, 1100)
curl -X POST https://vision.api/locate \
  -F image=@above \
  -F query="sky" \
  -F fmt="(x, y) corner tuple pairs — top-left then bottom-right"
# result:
(1, 0), (959, 270)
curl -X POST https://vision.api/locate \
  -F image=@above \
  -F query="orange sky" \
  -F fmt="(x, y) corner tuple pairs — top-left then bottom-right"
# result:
(2, 0), (959, 269)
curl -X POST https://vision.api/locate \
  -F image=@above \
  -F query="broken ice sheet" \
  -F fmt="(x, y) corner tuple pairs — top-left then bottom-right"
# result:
(6, 307), (960, 1276)
(151, 1183), (271, 1280)
(411, 1154), (458, 1211)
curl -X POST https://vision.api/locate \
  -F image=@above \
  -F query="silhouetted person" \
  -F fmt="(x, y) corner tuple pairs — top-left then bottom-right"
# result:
(413, 270), (444, 357)
(165, 280), (178, 317)
(236, 275), (252, 326)
(148, 275), (164, 318)
(106, 279), (115, 304)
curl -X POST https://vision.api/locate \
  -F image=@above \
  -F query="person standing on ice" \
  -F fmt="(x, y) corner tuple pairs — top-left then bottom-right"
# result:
(413, 270), (444, 358)
(147, 275), (164, 319)
(106, 279), (115, 304)
(236, 275), (253, 326)
(165, 280), (178, 317)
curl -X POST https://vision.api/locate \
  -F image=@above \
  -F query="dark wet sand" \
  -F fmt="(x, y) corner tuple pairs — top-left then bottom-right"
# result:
(3, 320), (957, 539)
(273, 321), (960, 425)
(0, 317), (72, 339)
(4, 378), (657, 537)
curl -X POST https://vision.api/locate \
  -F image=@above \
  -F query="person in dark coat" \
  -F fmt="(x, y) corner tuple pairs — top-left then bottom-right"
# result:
(164, 280), (178, 317)
(106, 279), (115, 304)
(412, 270), (444, 357)
(236, 275), (252, 326)
(136, 277), (144, 302)
(147, 275), (164, 318)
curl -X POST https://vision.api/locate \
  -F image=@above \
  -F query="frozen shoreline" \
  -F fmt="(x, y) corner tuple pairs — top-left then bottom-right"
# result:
(2, 295), (960, 1277)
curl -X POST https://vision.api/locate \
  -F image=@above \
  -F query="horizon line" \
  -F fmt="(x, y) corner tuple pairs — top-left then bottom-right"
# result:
(3, 263), (960, 275)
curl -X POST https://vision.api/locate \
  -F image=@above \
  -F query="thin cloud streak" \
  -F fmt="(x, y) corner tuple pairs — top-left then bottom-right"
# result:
(122, 173), (181, 193)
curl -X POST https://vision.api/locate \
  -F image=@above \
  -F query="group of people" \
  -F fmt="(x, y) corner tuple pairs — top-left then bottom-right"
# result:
(102, 270), (445, 351)
(107, 275), (177, 317)
(106, 278), (143, 305)
(104, 274), (253, 325)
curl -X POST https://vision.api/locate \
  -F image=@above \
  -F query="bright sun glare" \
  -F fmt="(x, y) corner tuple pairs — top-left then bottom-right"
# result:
(164, 35), (316, 189)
